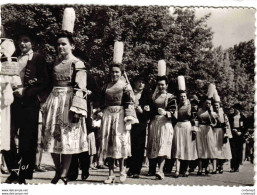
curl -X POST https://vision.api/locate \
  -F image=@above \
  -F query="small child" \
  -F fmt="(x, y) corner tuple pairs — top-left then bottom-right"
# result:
(89, 109), (101, 169)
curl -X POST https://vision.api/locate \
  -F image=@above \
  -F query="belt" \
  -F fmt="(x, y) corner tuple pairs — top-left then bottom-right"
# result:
(177, 120), (190, 122)
(107, 106), (123, 113)
(199, 123), (209, 125)
(53, 81), (73, 86)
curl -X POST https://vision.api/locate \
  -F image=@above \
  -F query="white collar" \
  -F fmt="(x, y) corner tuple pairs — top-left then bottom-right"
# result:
(21, 49), (33, 56)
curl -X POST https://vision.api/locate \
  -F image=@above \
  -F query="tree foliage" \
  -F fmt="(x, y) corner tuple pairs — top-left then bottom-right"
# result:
(1, 4), (254, 116)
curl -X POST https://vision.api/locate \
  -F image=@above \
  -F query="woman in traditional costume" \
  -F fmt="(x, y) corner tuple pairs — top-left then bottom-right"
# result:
(98, 41), (138, 184)
(173, 76), (198, 177)
(212, 90), (232, 174)
(1, 36), (22, 183)
(147, 60), (176, 180)
(41, 8), (89, 184)
(196, 84), (218, 175)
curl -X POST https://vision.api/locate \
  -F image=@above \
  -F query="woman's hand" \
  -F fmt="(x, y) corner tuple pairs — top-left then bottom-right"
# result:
(97, 112), (103, 120)
(125, 121), (132, 131)
(13, 87), (24, 98)
(136, 106), (143, 114)
(144, 105), (150, 112)
(158, 108), (166, 115)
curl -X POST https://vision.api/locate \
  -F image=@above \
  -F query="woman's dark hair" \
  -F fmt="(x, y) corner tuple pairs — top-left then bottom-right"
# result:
(204, 96), (213, 103)
(133, 75), (147, 84)
(18, 31), (35, 42)
(55, 30), (75, 45)
(213, 101), (222, 108)
(156, 76), (168, 84)
(109, 62), (125, 73)
(179, 90), (187, 94)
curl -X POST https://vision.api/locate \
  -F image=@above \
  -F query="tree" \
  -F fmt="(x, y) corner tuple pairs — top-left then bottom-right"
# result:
(1, 5), (254, 115)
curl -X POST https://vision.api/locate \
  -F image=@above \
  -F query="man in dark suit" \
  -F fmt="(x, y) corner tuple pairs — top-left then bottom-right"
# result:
(228, 103), (246, 173)
(127, 75), (151, 178)
(4, 29), (50, 184)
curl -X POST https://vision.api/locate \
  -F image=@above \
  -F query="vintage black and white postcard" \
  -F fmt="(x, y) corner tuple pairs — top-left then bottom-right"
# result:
(0, 0), (256, 194)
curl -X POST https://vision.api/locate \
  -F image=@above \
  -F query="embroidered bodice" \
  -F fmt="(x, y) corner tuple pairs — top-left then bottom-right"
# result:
(197, 108), (216, 125)
(53, 59), (73, 82)
(177, 104), (191, 121)
(104, 78), (129, 107)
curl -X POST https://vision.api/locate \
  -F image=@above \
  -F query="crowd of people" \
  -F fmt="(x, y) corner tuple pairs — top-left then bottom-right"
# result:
(1, 8), (254, 185)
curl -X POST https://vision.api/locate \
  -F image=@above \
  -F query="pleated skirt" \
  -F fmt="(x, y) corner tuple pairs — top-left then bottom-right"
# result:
(196, 125), (217, 159)
(88, 132), (97, 155)
(100, 106), (131, 159)
(173, 121), (198, 160)
(213, 128), (232, 160)
(41, 87), (88, 154)
(147, 115), (174, 159)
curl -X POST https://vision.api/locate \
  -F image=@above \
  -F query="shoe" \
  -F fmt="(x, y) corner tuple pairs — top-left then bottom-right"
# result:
(164, 170), (172, 174)
(127, 170), (133, 177)
(120, 171), (127, 183)
(104, 175), (116, 184)
(1, 165), (10, 174)
(197, 171), (203, 176)
(174, 171), (179, 178)
(211, 170), (217, 174)
(60, 177), (69, 185)
(147, 172), (155, 176)
(230, 169), (235, 173)
(96, 165), (108, 169)
(34, 165), (46, 172)
(18, 178), (27, 185)
(183, 171), (189, 177)
(133, 174), (140, 178)
(189, 168), (194, 173)
(218, 167), (223, 174)
(5, 171), (18, 184)
(90, 165), (98, 170)
(205, 170), (209, 175)
(156, 172), (164, 180)
(51, 172), (61, 184)
(81, 172), (90, 181)
(234, 169), (239, 172)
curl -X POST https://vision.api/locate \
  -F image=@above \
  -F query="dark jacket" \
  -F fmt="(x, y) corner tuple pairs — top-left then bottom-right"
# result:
(22, 52), (51, 105)
(136, 89), (151, 123)
(228, 113), (247, 140)
(85, 73), (100, 134)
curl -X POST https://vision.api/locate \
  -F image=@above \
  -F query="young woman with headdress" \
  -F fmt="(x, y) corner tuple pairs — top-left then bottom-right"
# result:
(147, 60), (176, 180)
(97, 41), (138, 184)
(41, 8), (91, 184)
(212, 90), (232, 174)
(173, 76), (198, 178)
(196, 84), (218, 175)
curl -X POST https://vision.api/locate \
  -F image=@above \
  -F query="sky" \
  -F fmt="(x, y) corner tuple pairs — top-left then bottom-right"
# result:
(194, 8), (255, 49)
(169, 7), (255, 49)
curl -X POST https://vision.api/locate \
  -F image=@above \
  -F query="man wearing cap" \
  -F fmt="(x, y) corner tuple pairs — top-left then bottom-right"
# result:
(228, 103), (246, 172)
(5, 29), (50, 184)
(127, 74), (151, 178)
